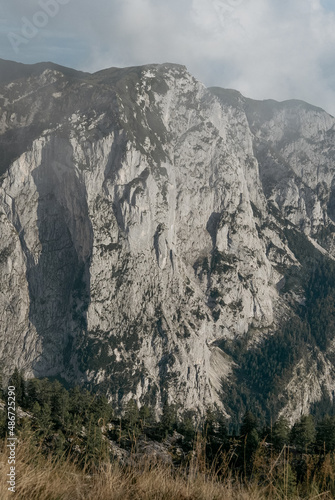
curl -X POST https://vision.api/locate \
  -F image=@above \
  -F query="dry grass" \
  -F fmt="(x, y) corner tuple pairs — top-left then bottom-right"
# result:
(0, 438), (334, 500)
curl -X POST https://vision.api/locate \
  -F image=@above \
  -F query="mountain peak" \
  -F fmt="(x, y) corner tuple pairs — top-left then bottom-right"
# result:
(1, 60), (335, 423)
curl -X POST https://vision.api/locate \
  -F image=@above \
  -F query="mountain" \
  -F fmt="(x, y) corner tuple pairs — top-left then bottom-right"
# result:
(1, 58), (335, 424)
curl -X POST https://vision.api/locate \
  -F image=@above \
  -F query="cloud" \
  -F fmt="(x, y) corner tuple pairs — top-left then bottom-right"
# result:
(1, 0), (335, 114)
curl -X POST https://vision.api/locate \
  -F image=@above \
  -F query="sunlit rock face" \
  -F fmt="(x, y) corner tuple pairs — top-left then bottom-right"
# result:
(1, 59), (335, 419)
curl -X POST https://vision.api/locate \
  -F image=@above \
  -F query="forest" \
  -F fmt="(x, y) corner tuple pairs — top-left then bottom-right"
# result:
(2, 370), (335, 499)
(220, 231), (335, 428)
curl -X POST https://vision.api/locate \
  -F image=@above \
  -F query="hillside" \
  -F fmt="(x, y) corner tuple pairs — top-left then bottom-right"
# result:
(1, 59), (335, 423)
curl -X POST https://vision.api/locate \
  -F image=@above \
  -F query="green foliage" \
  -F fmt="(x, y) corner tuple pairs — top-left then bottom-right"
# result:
(222, 245), (335, 426)
(0, 407), (6, 439)
(3, 368), (335, 495)
(239, 411), (260, 474)
(178, 410), (197, 447)
(306, 259), (335, 350)
(25, 378), (54, 409)
(290, 414), (316, 452)
(4, 370), (115, 465)
(203, 408), (228, 460)
(121, 399), (142, 443)
(124, 399), (140, 428)
(50, 381), (70, 428)
(222, 316), (311, 426)
(272, 416), (290, 450)
(139, 404), (155, 427)
(210, 249), (236, 274)
(85, 416), (108, 465)
(9, 368), (25, 406)
(159, 402), (178, 438)
(240, 411), (258, 436)
(32, 402), (53, 436)
(284, 227), (321, 271)
(316, 415), (335, 452)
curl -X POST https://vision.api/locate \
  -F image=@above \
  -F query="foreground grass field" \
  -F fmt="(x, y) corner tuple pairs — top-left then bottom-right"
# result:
(1, 438), (335, 500)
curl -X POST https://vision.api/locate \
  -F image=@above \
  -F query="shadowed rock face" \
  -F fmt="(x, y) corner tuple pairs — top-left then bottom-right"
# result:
(1, 59), (335, 420)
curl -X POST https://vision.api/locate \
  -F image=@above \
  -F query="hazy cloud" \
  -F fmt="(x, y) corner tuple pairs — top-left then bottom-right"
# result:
(1, 0), (335, 114)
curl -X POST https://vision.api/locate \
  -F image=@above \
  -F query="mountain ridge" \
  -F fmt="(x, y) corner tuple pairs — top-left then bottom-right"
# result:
(1, 59), (335, 424)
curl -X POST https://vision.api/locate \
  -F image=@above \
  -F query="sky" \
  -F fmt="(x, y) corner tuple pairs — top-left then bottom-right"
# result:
(1, 0), (335, 115)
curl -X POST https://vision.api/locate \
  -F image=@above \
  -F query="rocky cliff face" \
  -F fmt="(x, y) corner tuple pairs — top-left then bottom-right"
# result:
(1, 59), (335, 421)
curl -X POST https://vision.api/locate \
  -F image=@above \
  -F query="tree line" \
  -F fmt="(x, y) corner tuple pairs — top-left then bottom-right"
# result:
(2, 369), (335, 495)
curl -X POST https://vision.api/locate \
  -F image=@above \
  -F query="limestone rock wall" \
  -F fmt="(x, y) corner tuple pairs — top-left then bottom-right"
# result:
(1, 60), (335, 419)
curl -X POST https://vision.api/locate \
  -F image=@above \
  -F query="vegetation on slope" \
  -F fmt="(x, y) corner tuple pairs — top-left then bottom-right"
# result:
(221, 227), (335, 428)
(2, 372), (335, 498)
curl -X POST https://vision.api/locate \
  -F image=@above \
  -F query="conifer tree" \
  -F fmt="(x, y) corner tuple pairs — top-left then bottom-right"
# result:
(316, 415), (335, 452)
(240, 411), (259, 475)
(240, 411), (258, 436)
(290, 414), (316, 452)
(160, 402), (178, 438)
(86, 416), (108, 466)
(139, 404), (154, 429)
(51, 381), (70, 428)
(9, 368), (25, 406)
(32, 401), (53, 436)
(272, 416), (290, 450)
(124, 399), (140, 428)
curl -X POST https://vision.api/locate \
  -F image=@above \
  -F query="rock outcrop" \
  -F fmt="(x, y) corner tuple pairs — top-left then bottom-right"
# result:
(1, 59), (335, 421)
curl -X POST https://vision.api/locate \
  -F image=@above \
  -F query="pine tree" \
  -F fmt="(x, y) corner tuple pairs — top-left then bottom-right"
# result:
(160, 402), (178, 438)
(124, 399), (139, 428)
(85, 416), (108, 466)
(204, 408), (228, 461)
(272, 416), (290, 450)
(139, 404), (154, 429)
(69, 386), (93, 423)
(51, 381), (70, 428)
(316, 415), (335, 452)
(25, 379), (39, 410)
(9, 368), (25, 406)
(179, 410), (196, 446)
(290, 414), (316, 452)
(91, 394), (113, 426)
(240, 411), (259, 476)
(32, 402), (53, 436)
(240, 411), (258, 436)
